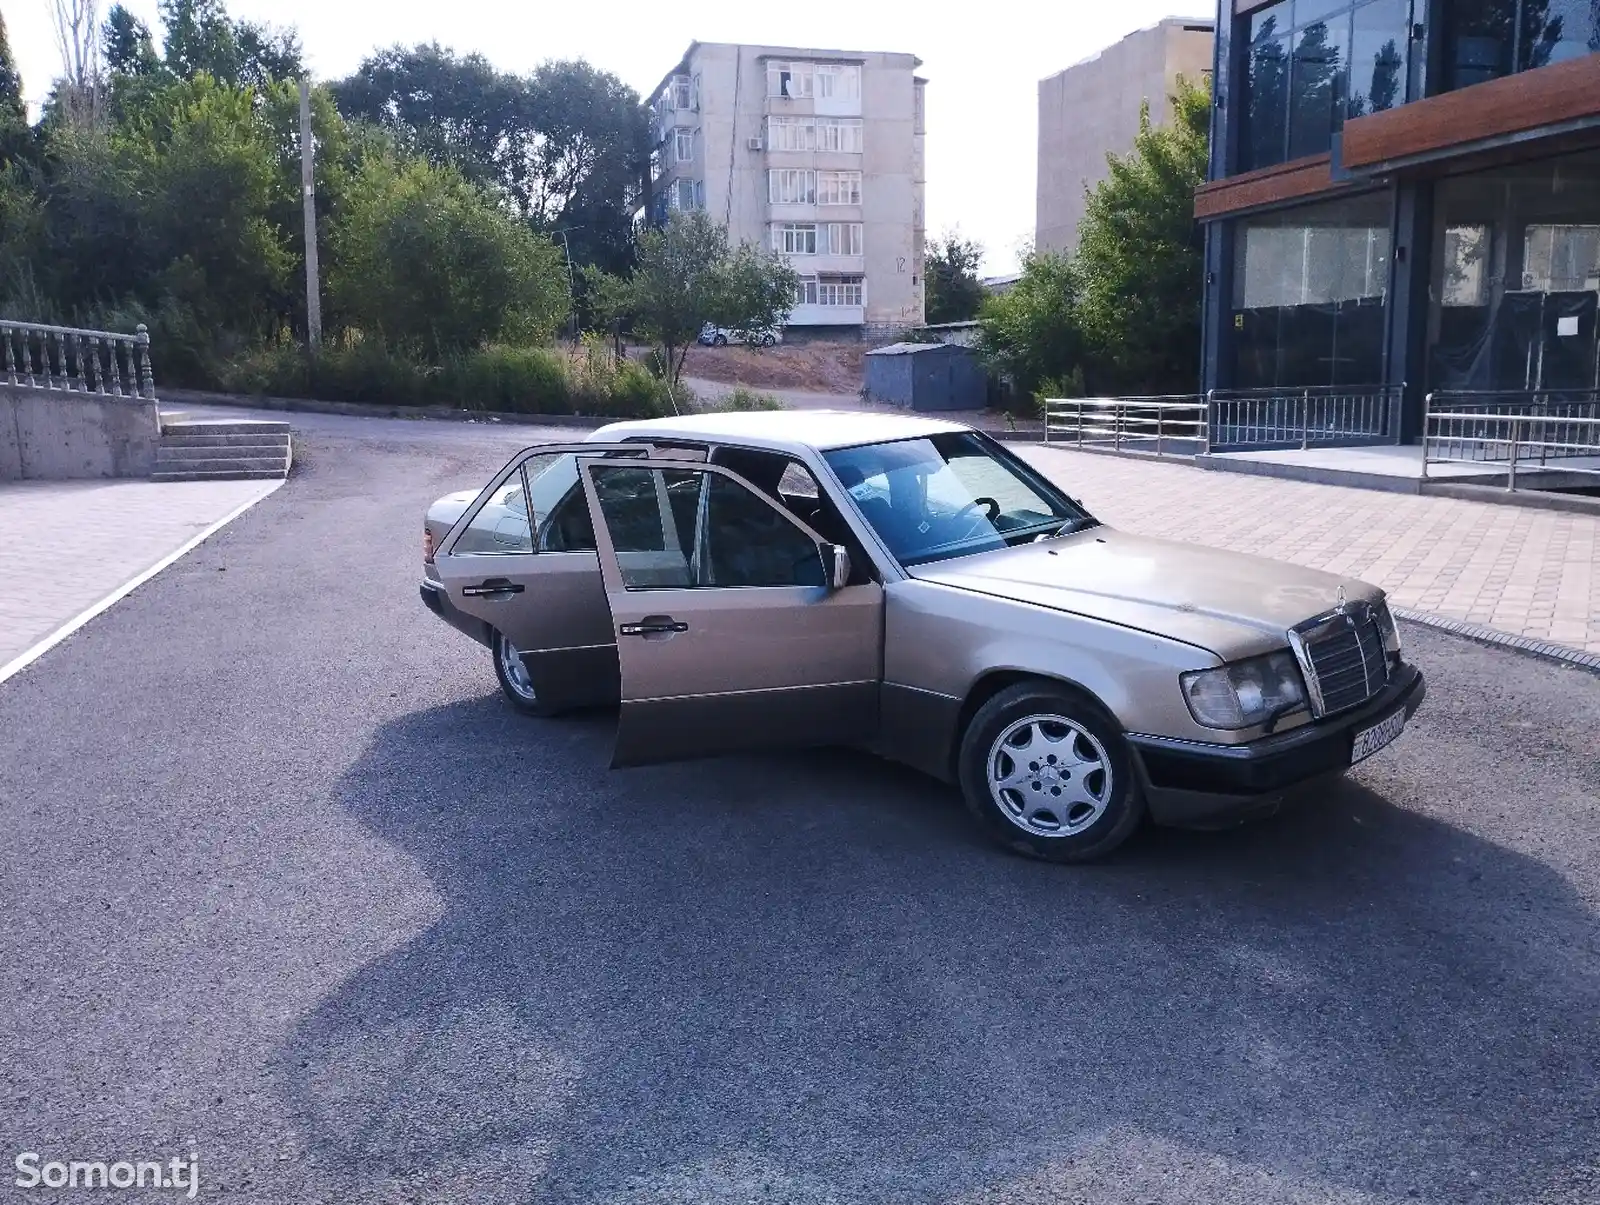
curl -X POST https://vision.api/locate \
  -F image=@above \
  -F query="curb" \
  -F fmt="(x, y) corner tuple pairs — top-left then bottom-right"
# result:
(158, 388), (610, 430)
(1392, 607), (1600, 675)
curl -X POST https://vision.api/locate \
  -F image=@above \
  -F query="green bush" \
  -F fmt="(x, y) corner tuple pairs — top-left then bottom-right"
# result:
(217, 337), (672, 418)
(703, 386), (782, 412)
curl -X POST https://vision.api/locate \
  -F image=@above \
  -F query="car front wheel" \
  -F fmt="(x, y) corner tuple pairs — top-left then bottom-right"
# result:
(957, 682), (1144, 862)
(492, 630), (545, 716)
(712, 333), (728, 346)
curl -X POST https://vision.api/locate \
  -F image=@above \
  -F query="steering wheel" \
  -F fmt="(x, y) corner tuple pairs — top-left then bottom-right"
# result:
(948, 496), (1001, 536)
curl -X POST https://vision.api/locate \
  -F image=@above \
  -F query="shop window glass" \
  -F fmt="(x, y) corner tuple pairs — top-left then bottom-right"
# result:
(1230, 192), (1392, 388)
(1427, 150), (1600, 392)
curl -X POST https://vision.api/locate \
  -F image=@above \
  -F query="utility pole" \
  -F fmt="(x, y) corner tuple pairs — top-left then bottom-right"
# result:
(299, 78), (323, 350)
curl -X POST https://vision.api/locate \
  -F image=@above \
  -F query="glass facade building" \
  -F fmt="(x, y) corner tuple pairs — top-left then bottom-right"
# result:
(1200, 0), (1600, 445)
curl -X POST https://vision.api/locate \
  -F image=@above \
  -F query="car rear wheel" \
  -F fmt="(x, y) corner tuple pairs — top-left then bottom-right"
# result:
(957, 682), (1144, 862)
(492, 630), (545, 716)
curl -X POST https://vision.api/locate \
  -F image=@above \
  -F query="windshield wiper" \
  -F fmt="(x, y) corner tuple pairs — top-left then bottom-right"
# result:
(1045, 516), (1100, 539)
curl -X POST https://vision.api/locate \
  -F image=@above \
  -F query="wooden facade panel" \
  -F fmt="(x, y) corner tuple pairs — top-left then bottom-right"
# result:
(1194, 154), (1339, 221)
(1342, 54), (1600, 170)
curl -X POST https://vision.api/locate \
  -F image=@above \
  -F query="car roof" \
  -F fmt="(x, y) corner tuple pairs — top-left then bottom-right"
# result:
(591, 409), (973, 454)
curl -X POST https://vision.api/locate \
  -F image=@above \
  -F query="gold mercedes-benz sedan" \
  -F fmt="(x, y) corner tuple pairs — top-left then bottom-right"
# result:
(419, 412), (1424, 862)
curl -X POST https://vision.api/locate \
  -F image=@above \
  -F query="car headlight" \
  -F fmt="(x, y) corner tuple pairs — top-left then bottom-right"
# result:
(1375, 599), (1402, 661)
(1181, 651), (1308, 731)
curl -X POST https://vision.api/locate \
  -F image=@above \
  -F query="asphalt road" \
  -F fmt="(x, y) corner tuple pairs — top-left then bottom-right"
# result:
(3, 420), (1599, 1205)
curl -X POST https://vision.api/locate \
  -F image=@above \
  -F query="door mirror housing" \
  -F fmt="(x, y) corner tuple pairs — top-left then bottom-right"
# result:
(822, 543), (851, 590)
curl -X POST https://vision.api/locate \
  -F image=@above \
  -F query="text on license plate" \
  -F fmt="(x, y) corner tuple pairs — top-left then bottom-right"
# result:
(1351, 709), (1407, 764)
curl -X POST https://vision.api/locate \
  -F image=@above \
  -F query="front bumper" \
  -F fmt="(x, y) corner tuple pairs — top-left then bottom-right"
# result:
(1127, 663), (1426, 828)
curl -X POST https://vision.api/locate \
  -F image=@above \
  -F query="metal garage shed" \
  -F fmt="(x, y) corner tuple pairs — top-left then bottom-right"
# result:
(863, 342), (987, 412)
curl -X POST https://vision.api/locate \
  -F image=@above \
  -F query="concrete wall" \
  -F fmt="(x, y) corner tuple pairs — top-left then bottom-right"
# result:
(1036, 18), (1214, 257)
(0, 386), (159, 481)
(654, 41), (926, 331)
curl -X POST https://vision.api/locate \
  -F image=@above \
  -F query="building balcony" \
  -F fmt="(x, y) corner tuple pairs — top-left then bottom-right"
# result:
(789, 303), (865, 326)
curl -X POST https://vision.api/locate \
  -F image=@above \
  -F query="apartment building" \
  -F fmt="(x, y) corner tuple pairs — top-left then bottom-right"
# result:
(1037, 18), (1215, 256)
(1198, 0), (1600, 446)
(649, 41), (927, 335)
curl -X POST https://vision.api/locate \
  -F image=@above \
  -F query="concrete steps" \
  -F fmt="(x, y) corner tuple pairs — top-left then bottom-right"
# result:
(154, 420), (291, 482)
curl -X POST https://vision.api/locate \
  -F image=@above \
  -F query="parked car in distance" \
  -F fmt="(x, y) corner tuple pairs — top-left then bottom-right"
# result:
(420, 412), (1424, 863)
(699, 322), (781, 347)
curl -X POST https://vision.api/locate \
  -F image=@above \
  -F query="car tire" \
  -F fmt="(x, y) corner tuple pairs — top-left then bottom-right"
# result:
(957, 682), (1144, 863)
(492, 629), (547, 716)
(760, 333), (777, 347)
(713, 334), (728, 346)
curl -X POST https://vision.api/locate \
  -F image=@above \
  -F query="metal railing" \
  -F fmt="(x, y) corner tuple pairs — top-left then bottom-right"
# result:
(1041, 395), (1207, 457)
(1423, 389), (1600, 491)
(1206, 384), (1403, 452)
(0, 319), (156, 400)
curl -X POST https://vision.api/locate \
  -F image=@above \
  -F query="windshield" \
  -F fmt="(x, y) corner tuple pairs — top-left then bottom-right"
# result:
(824, 432), (1092, 567)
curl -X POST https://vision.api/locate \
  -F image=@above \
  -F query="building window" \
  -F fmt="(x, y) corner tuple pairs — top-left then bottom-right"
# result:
(768, 61), (815, 98)
(824, 222), (863, 256)
(1229, 191), (1392, 388)
(818, 275), (865, 306)
(772, 223), (819, 255)
(765, 117), (864, 153)
(768, 169), (817, 204)
(671, 74), (694, 110)
(816, 65), (862, 100)
(795, 275), (819, 305)
(1446, 0), (1599, 91)
(672, 178), (701, 210)
(1240, 0), (1413, 173)
(818, 118), (864, 152)
(767, 116), (809, 151)
(817, 171), (862, 205)
(675, 128), (695, 162)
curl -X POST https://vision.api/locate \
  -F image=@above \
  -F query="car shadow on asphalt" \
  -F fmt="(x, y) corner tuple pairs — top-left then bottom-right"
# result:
(272, 696), (1600, 1204)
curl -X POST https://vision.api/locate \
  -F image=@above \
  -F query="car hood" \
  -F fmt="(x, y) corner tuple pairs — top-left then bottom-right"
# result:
(908, 527), (1379, 659)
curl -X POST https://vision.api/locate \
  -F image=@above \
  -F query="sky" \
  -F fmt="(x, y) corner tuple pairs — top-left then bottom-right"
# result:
(3, 0), (1209, 274)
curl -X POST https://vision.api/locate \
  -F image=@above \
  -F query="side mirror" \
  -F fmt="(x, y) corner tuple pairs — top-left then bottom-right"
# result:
(821, 542), (851, 590)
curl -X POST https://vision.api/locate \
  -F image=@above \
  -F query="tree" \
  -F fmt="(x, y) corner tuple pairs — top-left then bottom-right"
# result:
(924, 230), (986, 325)
(0, 13), (26, 129)
(0, 13), (31, 166)
(103, 5), (160, 76)
(977, 250), (1086, 399)
(586, 210), (798, 388)
(158, 0), (302, 88)
(50, 0), (103, 126)
(332, 47), (649, 272)
(328, 153), (569, 359)
(1072, 76), (1210, 394)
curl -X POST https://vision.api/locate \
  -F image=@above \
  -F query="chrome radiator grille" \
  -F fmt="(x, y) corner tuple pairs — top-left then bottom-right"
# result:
(1293, 602), (1391, 717)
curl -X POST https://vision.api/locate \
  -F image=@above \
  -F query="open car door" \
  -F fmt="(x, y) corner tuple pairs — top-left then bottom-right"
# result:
(577, 456), (884, 767)
(431, 442), (647, 712)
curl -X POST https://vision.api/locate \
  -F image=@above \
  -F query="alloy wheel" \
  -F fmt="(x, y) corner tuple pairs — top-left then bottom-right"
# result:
(987, 714), (1113, 838)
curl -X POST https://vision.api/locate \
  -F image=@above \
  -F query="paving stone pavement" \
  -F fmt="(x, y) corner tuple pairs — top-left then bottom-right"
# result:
(1018, 446), (1600, 656)
(0, 478), (282, 672)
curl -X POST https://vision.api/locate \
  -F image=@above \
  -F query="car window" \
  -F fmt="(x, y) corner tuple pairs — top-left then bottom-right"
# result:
(824, 433), (1086, 567)
(590, 465), (824, 590)
(589, 466), (699, 589)
(452, 476), (532, 555)
(702, 472), (825, 588)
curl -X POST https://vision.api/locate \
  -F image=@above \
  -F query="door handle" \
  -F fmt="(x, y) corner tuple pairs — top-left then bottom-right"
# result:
(462, 580), (525, 598)
(619, 619), (688, 636)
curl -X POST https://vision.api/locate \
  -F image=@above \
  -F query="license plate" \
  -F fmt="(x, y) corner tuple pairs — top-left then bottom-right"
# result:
(1351, 709), (1407, 764)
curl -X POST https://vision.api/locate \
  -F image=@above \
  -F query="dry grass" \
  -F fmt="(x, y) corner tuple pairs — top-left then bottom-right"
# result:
(680, 340), (866, 393)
